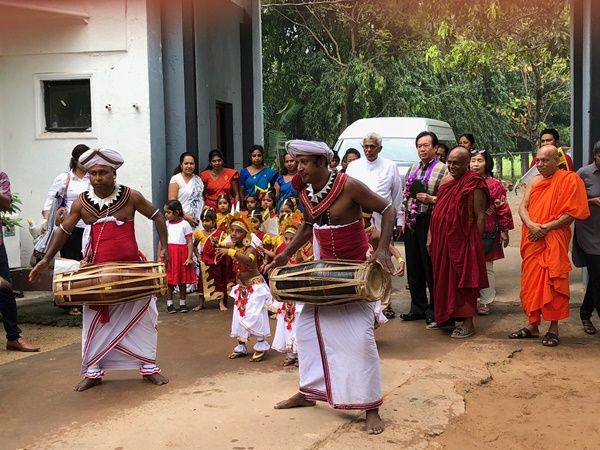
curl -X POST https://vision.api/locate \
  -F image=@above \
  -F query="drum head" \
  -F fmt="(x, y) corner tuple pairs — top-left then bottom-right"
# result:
(364, 262), (391, 302)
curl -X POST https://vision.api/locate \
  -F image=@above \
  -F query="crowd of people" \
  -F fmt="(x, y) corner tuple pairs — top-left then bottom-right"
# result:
(0, 126), (598, 435)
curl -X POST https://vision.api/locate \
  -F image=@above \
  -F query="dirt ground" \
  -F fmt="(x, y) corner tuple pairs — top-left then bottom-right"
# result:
(2, 191), (599, 449)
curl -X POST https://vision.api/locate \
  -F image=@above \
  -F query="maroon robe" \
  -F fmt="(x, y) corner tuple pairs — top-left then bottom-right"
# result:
(430, 171), (489, 324)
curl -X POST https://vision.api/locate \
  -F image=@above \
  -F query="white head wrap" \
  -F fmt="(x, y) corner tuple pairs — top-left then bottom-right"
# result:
(285, 140), (333, 163)
(79, 148), (124, 170)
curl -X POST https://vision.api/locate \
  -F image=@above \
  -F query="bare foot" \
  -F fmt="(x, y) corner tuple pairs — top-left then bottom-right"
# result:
(73, 378), (102, 392)
(219, 302), (228, 311)
(192, 304), (204, 312)
(274, 392), (316, 409)
(143, 373), (169, 385)
(365, 409), (384, 435)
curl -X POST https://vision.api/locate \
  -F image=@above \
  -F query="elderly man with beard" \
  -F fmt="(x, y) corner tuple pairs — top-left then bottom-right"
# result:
(427, 147), (489, 338)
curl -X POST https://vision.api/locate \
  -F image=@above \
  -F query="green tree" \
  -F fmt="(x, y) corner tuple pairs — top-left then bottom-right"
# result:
(261, 0), (570, 167)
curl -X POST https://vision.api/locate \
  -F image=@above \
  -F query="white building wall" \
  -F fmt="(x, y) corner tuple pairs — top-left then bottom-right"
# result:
(0, 0), (156, 265)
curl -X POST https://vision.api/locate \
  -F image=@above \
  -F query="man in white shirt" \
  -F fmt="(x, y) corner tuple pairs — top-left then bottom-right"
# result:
(346, 132), (404, 318)
(346, 132), (404, 231)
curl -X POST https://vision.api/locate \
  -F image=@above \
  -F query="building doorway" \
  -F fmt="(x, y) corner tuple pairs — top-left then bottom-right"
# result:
(215, 101), (234, 166)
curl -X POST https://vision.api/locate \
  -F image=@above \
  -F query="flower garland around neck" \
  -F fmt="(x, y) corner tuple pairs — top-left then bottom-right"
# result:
(401, 159), (438, 229)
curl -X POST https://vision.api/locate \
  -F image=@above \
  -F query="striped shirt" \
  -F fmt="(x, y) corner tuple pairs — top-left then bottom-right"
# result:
(405, 159), (447, 215)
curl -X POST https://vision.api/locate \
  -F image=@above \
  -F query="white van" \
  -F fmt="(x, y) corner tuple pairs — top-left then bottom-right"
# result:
(333, 117), (455, 182)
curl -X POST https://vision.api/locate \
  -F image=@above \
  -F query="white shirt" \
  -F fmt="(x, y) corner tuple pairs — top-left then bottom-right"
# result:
(43, 170), (91, 228)
(167, 219), (194, 245)
(345, 156), (404, 228)
(169, 173), (204, 222)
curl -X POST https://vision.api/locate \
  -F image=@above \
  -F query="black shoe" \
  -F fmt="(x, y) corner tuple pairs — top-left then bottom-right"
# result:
(166, 304), (177, 314)
(399, 313), (426, 321)
(179, 305), (189, 313)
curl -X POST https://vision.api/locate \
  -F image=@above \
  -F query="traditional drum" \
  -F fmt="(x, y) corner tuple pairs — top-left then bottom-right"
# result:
(54, 262), (167, 306)
(269, 260), (390, 305)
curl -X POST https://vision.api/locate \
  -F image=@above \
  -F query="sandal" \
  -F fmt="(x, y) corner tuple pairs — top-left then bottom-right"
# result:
(68, 307), (82, 316)
(582, 319), (597, 335)
(228, 351), (247, 359)
(250, 351), (265, 362)
(451, 326), (475, 339)
(509, 327), (539, 339)
(282, 357), (298, 367)
(477, 303), (490, 315)
(542, 332), (560, 347)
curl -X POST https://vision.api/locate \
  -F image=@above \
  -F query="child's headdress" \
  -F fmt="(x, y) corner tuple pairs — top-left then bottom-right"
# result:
(227, 211), (254, 234)
(256, 185), (274, 201)
(280, 210), (303, 235)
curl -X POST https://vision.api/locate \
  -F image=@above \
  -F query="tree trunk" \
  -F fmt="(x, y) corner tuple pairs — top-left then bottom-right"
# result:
(339, 82), (350, 134)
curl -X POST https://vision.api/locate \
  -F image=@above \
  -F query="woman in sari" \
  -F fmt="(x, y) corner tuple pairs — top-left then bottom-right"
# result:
(469, 149), (514, 315)
(200, 149), (240, 209)
(168, 152), (204, 228)
(239, 145), (278, 206)
(274, 153), (299, 213)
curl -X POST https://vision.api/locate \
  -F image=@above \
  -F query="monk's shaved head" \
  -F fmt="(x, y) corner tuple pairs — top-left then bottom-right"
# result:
(537, 145), (559, 160)
(535, 145), (560, 178)
(447, 146), (471, 179)
(448, 146), (470, 163)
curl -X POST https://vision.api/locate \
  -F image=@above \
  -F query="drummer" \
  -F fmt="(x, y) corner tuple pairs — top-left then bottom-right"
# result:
(268, 140), (395, 435)
(29, 148), (170, 391)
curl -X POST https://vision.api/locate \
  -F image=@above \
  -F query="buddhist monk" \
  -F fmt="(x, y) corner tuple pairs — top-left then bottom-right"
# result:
(428, 146), (489, 338)
(510, 145), (590, 346)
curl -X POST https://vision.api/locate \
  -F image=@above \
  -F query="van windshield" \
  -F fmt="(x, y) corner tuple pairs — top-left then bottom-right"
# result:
(335, 138), (418, 164)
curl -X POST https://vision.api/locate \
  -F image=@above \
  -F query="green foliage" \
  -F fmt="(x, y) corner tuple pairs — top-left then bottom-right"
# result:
(0, 193), (23, 230)
(261, 0), (571, 157)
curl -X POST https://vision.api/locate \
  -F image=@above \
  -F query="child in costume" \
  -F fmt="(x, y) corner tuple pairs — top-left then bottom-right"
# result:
(243, 194), (258, 213)
(258, 189), (278, 236)
(161, 200), (196, 314)
(363, 210), (405, 322)
(271, 211), (312, 366)
(279, 197), (298, 215)
(216, 193), (232, 227)
(194, 207), (231, 311)
(248, 208), (274, 272)
(216, 212), (272, 362)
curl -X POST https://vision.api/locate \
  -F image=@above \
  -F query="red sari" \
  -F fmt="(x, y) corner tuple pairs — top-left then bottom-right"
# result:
(200, 168), (239, 209)
(430, 172), (489, 324)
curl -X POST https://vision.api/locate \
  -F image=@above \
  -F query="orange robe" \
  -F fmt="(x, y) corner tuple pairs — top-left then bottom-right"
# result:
(520, 170), (590, 325)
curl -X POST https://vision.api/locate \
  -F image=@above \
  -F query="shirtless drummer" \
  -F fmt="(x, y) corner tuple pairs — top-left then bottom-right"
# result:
(268, 140), (395, 434)
(30, 148), (169, 391)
